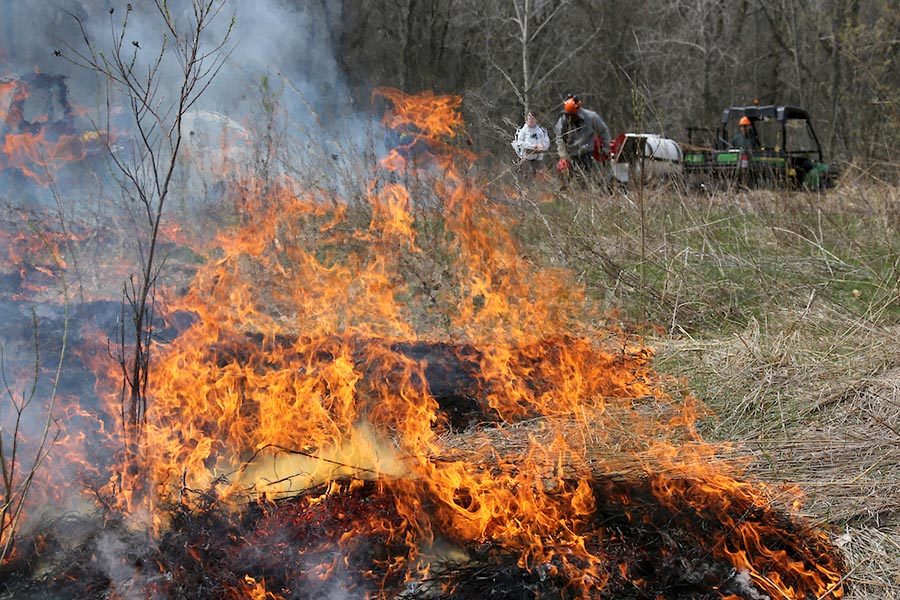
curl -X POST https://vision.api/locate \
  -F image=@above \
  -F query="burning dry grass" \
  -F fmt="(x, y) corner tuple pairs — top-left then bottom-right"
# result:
(505, 178), (900, 598)
(1, 88), (894, 598)
(654, 312), (900, 598)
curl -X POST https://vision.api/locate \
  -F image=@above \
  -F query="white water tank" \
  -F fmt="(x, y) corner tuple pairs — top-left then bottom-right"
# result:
(612, 133), (682, 185)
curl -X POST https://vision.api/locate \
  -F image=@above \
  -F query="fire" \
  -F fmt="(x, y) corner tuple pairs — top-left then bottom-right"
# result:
(1, 72), (105, 187)
(238, 575), (282, 600)
(2, 128), (87, 185)
(0, 77), (28, 119)
(15, 88), (844, 598)
(376, 86), (472, 172)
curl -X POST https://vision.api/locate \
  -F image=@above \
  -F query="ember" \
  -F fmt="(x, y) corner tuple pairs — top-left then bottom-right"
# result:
(0, 88), (846, 600)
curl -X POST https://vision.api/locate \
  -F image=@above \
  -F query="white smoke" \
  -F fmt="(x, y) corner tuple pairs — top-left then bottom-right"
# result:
(2, 0), (375, 195)
(2, 1), (348, 119)
(0, 0), (374, 552)
(728, 569), (771, 600)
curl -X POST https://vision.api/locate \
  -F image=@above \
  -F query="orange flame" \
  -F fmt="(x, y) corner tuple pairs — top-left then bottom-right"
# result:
(61, 88), (846, 599)
(1, 74), (105, 186)
(2, 128), (86, 186)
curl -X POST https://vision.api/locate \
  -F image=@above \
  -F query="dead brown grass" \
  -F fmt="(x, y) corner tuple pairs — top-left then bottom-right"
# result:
(483, 174), (900, 598)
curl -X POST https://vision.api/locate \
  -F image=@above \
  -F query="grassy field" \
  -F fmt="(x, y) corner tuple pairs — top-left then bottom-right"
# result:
(6, 145), (896, 596)
(501, 175), (900, 598)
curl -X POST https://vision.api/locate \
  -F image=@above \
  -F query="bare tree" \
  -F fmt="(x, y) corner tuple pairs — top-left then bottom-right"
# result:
(484, 0), (601, 115)
(59, 2), (233, 468)
(0, 273), (68, 564)
(628, 0), (739, 123)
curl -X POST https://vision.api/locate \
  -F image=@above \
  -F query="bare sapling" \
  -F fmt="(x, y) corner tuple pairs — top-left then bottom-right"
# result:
(0, 256), (69, 564)
(58, 1), (233, 492)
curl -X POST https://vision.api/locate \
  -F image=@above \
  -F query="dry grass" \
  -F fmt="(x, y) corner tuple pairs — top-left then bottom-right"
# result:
(654, 312), (900, 599)
(500, 177), (900, 598)
(7, 127), (897, 596)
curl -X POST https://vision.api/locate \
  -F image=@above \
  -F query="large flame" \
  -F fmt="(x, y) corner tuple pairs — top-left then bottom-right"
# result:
(65, 88), (845, 599)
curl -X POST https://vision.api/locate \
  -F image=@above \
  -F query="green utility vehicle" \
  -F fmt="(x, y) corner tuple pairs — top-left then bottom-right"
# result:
(682, 105), (836, 190)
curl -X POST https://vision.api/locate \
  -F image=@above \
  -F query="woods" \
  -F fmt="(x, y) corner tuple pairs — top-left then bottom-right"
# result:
(335, 0), (897, 175)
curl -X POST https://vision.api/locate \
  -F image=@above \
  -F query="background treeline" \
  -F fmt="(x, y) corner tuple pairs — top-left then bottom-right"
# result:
(314, 0), (897, 175)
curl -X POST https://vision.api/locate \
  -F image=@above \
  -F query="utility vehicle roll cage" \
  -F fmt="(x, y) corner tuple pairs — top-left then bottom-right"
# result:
(716, 105), (824, 164)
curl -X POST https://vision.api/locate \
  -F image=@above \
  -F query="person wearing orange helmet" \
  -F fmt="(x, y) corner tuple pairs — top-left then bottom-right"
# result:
(553, 93), (611, 177)
(732, 115), (759, 150)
